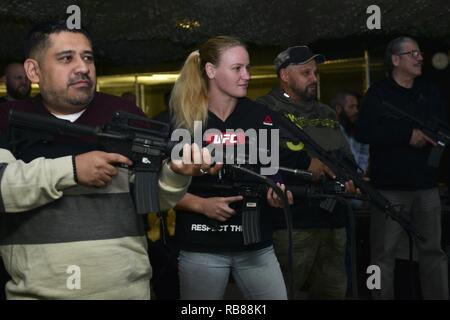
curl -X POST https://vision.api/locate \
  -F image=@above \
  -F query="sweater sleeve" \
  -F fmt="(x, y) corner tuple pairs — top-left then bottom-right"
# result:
(355, 85), (413, 146)
(158, 160), (191, 211)
(0, 149), (76, 213)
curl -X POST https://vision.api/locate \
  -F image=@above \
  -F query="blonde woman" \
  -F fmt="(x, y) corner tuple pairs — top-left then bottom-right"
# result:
(170, 36), (299, 300)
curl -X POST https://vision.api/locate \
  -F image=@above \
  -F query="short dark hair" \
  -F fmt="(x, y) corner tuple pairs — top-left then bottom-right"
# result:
(24, 20), (93, 59)
(330, 91), (359, 110)
(384, 36), (417, 73)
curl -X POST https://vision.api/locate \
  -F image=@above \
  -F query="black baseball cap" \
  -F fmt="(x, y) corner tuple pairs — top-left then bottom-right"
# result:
(274, 46), (326, 73)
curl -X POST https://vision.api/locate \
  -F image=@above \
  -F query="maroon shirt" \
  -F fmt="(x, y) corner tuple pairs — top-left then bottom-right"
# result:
(0, 92), (146, 132)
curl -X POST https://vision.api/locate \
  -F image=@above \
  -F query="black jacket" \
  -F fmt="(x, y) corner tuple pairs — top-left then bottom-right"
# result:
(355, 77), (447, 190)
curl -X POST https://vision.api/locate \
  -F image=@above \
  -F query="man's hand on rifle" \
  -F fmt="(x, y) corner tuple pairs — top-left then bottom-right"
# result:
(199, 195), (244, 222)
(409, 129), (436, 148)
(267, 183), (294, 208)
(170, 143), (223, 176)
(75, 151), (133, 187)
(308, 157), (336, 181)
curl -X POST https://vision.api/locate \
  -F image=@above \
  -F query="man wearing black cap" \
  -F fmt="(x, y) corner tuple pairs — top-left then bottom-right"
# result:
(257, 46), (355, 299)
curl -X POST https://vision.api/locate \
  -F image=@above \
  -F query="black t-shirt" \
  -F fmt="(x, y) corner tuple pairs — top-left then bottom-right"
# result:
(175, 97), (310, 252)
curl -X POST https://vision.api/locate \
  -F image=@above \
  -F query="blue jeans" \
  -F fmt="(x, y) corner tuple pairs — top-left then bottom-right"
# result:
(178, 246), (287, 300)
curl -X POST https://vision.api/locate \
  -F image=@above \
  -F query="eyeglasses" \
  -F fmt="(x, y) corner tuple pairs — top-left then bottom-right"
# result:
(397, 50), (423, 59)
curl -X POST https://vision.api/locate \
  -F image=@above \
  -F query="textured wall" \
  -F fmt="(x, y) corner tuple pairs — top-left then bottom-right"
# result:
(0, 0), (449, 71)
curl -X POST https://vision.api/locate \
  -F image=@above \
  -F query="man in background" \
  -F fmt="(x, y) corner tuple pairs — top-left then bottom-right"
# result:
(331, 91), (369, 174)
(355, 36), (449, 299)
(0, 63), (31, 103)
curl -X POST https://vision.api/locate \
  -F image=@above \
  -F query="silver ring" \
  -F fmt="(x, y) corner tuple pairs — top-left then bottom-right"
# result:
(199, 168), (208, 175)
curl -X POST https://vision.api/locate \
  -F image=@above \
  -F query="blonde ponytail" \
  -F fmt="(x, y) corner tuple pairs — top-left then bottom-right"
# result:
(169, 50), (209, 132)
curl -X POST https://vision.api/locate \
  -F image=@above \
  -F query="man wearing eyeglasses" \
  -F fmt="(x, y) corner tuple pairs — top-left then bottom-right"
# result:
(355, 36), (449, 299)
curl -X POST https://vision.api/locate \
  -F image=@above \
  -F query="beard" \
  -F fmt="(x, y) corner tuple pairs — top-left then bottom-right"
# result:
(66, 74), (95, 106)
(40, 73), (95, 112)
(7, 84), (31, 100)
(67, 90), (95, 106)
(290, 82), (317, 102)
(338, 112), (355, 136)
(42, 86), (95, 112)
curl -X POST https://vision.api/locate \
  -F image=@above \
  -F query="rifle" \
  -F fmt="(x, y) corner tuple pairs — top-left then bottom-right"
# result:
(189, 165), (367, 242)
(8, 109), (171, 214)
(279, 165), (369, 210)
(275, 112), (425, 242)
(189, 162), (367, 299)
(191, 174), (368, 204)
(188, 164), (280, 246)
(382, 100), (450, 167)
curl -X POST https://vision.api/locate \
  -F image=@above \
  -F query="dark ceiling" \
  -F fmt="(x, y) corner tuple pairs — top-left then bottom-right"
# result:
(1, 0), (450, 74)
